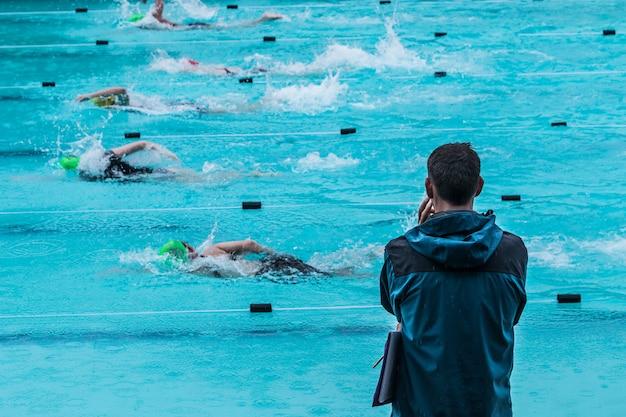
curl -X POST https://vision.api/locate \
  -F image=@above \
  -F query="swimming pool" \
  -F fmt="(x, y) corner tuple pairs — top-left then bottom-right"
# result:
(1, 0), (625, 415)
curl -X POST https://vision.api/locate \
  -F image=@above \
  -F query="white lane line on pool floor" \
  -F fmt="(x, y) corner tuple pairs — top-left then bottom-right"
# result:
(0, 305), (382, 320)
(0, 202), (418, 217)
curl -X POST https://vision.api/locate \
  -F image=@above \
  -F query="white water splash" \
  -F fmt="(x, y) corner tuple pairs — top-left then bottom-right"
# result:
(262, 72), (347, 114)
(254, 22), (424, 74)
(289, 152), (359, 173)
(308, 244), (384, 275)
(526, 238), (572, 268)
(578, 235), (626, 262)
(174, 0), (217, 20)
(400, 208), (419, 232)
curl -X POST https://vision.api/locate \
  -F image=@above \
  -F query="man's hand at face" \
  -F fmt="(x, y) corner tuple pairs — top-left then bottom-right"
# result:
(418, 196), (435, 224)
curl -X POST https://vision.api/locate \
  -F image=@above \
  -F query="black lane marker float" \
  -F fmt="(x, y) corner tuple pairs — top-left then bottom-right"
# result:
(250, 303), (272, 312)
(242, 201), (262, 210)
(557, 294), (581, 303)
(501, 195), (521, 201)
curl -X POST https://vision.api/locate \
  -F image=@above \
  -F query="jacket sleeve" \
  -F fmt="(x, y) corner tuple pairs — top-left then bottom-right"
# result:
(513, 242), (529, 326)
(379, 251), (395, 316)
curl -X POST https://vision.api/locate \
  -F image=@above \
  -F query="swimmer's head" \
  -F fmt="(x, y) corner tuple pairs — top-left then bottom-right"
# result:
(59, 155), (80, 170)
(90, 95), (116, 108)
(128, 13), (145, 23)
(159, 240), (197, 262)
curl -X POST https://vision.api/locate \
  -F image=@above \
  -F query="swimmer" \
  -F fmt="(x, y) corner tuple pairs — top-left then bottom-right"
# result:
(172, 57), (267, 76)
(145, 0), (285, 29)
(60, 140), (179, 181)
(75, 86), (229, 114)
(76, 87), (130, 108)
(159, 238), (326, 276)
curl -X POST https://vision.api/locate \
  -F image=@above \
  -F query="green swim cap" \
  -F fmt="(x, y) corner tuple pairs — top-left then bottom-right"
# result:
(159, 240), (189, 262)
(59, 155), (80, 170)
(128, 13), (145, 23)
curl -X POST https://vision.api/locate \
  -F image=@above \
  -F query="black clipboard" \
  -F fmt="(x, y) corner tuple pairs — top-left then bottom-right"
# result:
(372, 331), (402, 407)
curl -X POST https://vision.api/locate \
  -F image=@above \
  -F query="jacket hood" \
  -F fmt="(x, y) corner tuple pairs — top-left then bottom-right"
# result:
(404, 210), (503, 268)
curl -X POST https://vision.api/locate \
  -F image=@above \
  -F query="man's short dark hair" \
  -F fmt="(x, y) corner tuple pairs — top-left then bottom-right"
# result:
(427, 143), (481, 205)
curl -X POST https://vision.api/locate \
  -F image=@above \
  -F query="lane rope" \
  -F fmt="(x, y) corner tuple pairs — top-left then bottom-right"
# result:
(0, 36), (371, 50)
(0, 304), (382, 320)
(0, 202), (419, 217)
(0, 0), (534, 17)
(3, 68), (626, 91)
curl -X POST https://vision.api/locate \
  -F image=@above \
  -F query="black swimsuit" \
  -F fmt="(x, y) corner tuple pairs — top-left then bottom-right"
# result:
(79, 151), (153, 181)
(255, 254), (326, 276)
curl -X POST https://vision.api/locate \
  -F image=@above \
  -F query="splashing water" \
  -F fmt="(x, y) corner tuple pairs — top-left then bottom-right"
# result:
(400, 208), (419, 232)
(173, 0), (217, 20)
(257, 22), (424, 75)
(526, 237), (573, 269)
(289, 152), (359, 173)
(308, 244), (384, 276)
(262, 72), (347, 114)
(578, 235), (626, 263)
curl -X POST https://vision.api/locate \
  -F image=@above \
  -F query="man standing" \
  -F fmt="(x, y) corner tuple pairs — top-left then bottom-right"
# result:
(380, 143), (527, 417)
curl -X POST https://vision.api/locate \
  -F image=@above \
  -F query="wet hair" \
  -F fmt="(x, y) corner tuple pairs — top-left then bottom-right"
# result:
(427, 142), (481, 205)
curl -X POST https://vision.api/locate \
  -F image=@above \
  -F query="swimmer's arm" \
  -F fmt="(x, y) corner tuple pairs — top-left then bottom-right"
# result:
(151, 0), (177, 26)
(110, 141), (179, 160)
(76, 87), (127, 102)
(212, 240), (273, 255)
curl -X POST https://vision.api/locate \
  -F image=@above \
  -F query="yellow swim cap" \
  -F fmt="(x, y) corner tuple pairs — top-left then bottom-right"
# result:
(91, 95), (116, 107)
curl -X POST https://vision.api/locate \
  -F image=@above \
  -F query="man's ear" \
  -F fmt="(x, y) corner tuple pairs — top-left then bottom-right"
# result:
(425, 177), (434, 198)
(475, 176), (484, 197)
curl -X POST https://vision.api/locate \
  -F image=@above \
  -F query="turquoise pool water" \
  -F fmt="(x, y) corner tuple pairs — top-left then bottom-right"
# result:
(1, 0), (625, 415)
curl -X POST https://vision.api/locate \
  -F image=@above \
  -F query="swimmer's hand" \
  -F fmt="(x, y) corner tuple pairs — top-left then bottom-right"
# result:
(75, 94), (89, 102)
(418, 196), (434, 224)
(149, 143), (179, 161)
(244, 239), (273, 254)
(260, 12), (285, 21)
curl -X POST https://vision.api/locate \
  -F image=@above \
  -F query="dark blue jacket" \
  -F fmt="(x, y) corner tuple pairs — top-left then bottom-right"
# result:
(380, 210), (527, 417)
